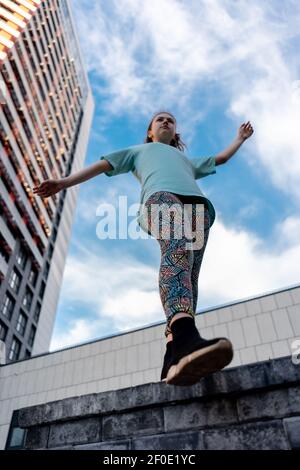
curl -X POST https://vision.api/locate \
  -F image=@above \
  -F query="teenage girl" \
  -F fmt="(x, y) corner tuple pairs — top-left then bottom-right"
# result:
(33, 111), (253, 386)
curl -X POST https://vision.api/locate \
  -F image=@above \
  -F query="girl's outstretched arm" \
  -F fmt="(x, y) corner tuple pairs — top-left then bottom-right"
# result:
(215, 121), (254, 165)
(32, 159), (113, 198)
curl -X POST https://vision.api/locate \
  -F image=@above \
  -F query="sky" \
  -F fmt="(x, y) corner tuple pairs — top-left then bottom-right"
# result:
(49, 0), (300, 351)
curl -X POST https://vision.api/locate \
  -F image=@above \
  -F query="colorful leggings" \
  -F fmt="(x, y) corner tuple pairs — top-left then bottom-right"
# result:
(144, 191), (210, 337)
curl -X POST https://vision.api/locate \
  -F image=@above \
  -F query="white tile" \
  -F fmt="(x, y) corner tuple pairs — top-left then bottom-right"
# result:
(72, 359), (85, 385)
(75, 383), (88, 396)
(94, 379), (107, 393)
(195, 313), (206, 329)
(275, 291), (293, 308)
(30, 356), (44, 370)
(271, 340), (291, 358)
(259, 295), (277, 312)
(45, 389), (59, 403)
(131, 331), (144, 346)
(240, 347), (257, 365)
(114, 346), (129, 375)
(256, 312), (278, 343)
(131, 371), (144, 387)
(271, 308), (294, 339)
(245, 299), (261, 316)
(107, 376), (120, 391)
(205, 311), (219, 326)
(201, 326), (214, 339)
(287, 305), (300, 336)
(231, 302), (248, 319)
(149, 341), (162, 369)
(120, 333), (132, 349)
(143, 327), (156, 343)
(35, 392), (47, 404)
(227, 320), (246, 349)
(0, 365), (12, 378)
(125, 346), (138, 374)
(85, 381), (97, 395)
(80, 344), (95, 359)
(143, 368), (158, 384)
(217, 306), (233, 324)
(255, 344), (274, 362)
(228, 350), (241, 368)
(0, 399), (11, 423)
(63, 361), (75, 388)
(213, 323), (229, 338)
(119, 374), (132, 389)
(93, 354), (105, 380)
(52, 364), (65, 389)
(241, 317), (261, 346)
(89, 342), (102, 357)
(0, 424), (9, 449)
(110, 336), (123, 352)
(104, 351), (116, 378)
(154, 325), (165, 340)
(50, 351), (65, 365)
(290, 287), (300, 305)
(137, 343), (150, 372)
(34, 367), (48, 393)
(96, 339), (111, 354)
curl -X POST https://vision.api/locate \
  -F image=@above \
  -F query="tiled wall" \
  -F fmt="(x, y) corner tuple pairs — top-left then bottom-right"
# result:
(0, 285), (299, 449)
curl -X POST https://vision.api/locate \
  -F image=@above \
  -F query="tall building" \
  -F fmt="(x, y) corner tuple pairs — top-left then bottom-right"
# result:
(0, 0), (94, 362)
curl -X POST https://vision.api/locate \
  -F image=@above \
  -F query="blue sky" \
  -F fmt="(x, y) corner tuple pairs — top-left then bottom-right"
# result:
(49, 0), (300, 351)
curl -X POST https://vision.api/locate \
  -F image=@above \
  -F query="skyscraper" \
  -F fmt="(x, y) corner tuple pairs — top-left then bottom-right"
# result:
(0, 0), (94, 362)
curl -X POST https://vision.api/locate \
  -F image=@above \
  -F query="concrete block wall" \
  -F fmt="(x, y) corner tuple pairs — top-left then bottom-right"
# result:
(12, 356), (300, 450)
(0, 284), (299, 449)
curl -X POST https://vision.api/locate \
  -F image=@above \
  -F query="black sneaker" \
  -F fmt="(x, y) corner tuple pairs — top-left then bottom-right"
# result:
(166, 317), (234, 386)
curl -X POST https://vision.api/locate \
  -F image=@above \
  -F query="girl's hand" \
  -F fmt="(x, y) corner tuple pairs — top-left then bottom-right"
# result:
(238, 121), (254, 141)
(32, 179), (64, 198)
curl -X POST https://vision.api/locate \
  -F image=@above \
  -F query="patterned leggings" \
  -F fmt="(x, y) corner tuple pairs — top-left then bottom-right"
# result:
(144, 191), (210, 337)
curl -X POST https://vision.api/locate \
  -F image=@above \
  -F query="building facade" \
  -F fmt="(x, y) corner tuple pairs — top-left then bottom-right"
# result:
(0, 0), (94, 361)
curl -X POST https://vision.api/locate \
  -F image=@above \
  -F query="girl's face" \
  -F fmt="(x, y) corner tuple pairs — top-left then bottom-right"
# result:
(148, 113), (176, 145)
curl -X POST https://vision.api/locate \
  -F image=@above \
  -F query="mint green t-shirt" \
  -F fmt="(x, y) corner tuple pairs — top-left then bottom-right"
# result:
(100, 141), (217, 234)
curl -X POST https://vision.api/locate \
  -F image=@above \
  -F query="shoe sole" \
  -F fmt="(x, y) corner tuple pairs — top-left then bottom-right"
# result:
(165, 339), (233, 386)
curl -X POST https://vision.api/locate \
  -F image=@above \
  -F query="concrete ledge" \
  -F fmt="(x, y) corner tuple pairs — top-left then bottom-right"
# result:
(12, 356), (300, 450)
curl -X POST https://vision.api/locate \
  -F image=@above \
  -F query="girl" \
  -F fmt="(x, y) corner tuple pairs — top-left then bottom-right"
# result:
(33, 111), (253, 386)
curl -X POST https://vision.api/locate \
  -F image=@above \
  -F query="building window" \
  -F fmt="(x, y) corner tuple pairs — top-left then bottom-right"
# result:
(48, 243), (54, 259)
(25, 350), (31, 359)
(33, 302), (41, 323)
(16, 246), (28, 270)
(43, 261), (50, 279)
(0, 234), (10, 262)
(16, 312), (28, 336)
(28, 326), (36, 347)
(28, 267), (38, 287)
(9, 337), (21, 361)
(1, 292), (15, 319)
(39, 280), (46, 299)
(0, 320), (8, 341)
(22, 288), (33, 311)
(51, 226), (57, 242)
(9, 269), (21, 293)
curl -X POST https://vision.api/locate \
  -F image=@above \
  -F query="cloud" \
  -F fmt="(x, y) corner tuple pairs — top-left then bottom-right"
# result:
(72, 0), (300, 201)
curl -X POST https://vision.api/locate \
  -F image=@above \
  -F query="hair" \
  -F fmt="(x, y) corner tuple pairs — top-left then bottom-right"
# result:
(144, 110), (187, 152)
